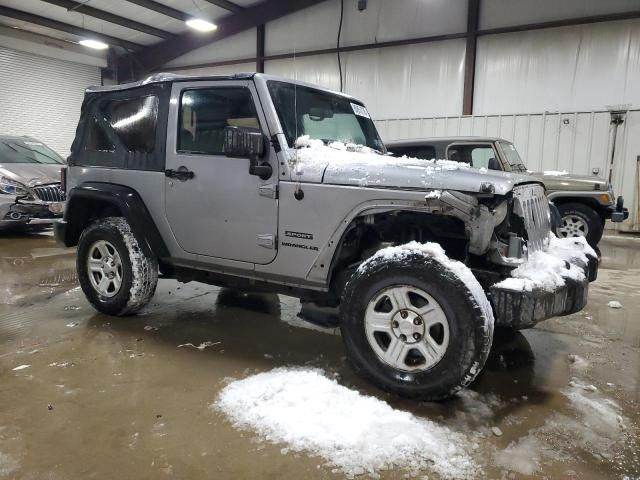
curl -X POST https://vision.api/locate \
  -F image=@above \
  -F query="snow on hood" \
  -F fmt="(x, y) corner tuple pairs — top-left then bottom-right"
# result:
(288, 136), (534, 195)
(542, 170), (568, 176)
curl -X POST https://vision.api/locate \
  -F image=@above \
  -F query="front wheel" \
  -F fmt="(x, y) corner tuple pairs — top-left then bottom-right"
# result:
(77, 217), (158, 316)
(556, 202), (604, 247)
(339, 245), (494, 401)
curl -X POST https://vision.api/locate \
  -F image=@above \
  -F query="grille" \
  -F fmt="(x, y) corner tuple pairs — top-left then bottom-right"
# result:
(33, 183), (66, 202)
(512, 184), (551, 252)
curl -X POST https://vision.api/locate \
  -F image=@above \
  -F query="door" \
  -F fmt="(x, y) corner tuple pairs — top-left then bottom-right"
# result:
(164, 81), (278, 264)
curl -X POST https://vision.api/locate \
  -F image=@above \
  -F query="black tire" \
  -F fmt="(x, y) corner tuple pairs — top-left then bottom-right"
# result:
(557, 202), (604, 247)
(77, 217), (158, 316)
(340, 250), (494, 401)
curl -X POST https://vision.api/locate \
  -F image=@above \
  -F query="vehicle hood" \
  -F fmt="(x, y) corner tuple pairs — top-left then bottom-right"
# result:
(0, 163), (62, 187)
(529, 171), (609, 192)
(290, 139), (535, 195)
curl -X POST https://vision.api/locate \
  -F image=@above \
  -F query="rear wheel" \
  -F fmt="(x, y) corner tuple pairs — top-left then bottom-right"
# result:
(557, 202), (604, 246)
(340, 248), (494, 400)
(77, 217), (158, 316)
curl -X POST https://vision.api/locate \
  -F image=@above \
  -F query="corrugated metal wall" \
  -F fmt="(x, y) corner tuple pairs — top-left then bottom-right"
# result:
(377, 111), (640, 232)
(474, 19), (640, 115)
(165, 0), (640, 120)
(0, 46), (101, 156)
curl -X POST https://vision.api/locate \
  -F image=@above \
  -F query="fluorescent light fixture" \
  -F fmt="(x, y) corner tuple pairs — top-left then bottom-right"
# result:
(186, 18), (217, 32)
(79, 39), (109, 50)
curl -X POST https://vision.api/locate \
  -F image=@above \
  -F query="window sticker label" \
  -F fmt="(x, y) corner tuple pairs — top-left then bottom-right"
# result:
(351, 103), (370, 119)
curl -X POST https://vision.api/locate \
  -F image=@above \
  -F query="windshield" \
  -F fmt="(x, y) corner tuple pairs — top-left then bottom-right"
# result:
(0, 139), (65, 165)
(268, 81), (385, 152)
(499, 141), (527, 172)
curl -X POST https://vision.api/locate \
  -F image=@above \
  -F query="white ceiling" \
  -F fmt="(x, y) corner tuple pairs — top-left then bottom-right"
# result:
(0, 0), (261, 50)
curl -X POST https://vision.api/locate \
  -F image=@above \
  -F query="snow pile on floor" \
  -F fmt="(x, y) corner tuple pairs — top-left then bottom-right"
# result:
(493, 234), (597, 292)
(607, 300), (623, 309)
(565, 379), (626, 435)
(214, 368), (476, 478)
(495, 378), (631, 475)
(494, 435), (556, 475)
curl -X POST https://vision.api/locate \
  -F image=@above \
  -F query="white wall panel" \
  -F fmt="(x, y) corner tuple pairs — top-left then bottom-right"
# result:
(265, 54), (341, 91)
(266, 0), (466, 56)
(169, 62), (256, 76)
(0, 46), (101, 156)
(474, 20), (640, 115)
(480, 0), (640, 29)
(264, 39), (465, 119)
(164, 29), (257, 68)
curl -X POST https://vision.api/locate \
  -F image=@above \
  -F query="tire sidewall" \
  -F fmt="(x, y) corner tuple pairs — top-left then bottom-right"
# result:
(77, 221), (134, 315)
(340, 256), (490, 399)
(558, 203), (604, 246)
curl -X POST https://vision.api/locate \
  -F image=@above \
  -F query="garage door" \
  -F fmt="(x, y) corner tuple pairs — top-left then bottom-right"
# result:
(0, 46), (101, 157)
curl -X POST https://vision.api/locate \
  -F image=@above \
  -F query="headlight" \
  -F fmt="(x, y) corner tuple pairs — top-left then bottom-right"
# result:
(0, 176), (28, 196)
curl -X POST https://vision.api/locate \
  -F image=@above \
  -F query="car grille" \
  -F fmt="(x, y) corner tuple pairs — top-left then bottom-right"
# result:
(512, 184), (551, 252)
(33, 183), (66, 202)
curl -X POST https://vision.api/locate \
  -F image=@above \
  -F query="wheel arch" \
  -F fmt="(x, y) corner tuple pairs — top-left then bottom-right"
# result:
(62, 182), (169, 259)
(314, 203), (467, 295)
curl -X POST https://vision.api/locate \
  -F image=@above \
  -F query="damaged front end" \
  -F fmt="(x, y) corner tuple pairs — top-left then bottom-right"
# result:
(424, 182), (598, 329)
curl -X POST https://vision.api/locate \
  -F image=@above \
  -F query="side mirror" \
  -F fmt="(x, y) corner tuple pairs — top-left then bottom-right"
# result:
(223, 126), (272, 180)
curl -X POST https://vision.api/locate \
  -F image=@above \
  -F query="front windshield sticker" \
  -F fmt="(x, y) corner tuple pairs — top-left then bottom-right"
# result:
(350, 103), (370, 119)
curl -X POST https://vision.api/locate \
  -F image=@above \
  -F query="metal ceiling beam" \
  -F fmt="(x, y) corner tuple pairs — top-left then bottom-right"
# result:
(123, 0), (329, 79)
(478, 10), (640, 36)
(123, 0), (189, 22)
(201, 0), (243, 13)
(256, 23), (265, 73)
(0, 6), (142, 50)
(462, 0), (480, 116)
(39, 0), (174, 39)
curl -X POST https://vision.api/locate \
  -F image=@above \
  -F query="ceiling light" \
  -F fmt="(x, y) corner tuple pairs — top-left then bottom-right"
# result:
(186, 18), (217, 32)
(79, 39), (109, 50)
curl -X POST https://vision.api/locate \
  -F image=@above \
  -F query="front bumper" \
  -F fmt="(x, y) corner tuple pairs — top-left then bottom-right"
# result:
(604, 195), (629, 222)
(489, 254), (598, 329)
(0, 196), (63, 226)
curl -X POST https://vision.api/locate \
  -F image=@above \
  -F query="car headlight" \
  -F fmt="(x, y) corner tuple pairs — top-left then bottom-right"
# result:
(0, 176), (28, 196)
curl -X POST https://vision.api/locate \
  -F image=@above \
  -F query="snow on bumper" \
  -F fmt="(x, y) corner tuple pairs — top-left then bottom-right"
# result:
(489, 235), (598, 329)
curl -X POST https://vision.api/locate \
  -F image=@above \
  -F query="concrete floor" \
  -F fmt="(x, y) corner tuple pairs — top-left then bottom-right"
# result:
(0, 230), (639, 479)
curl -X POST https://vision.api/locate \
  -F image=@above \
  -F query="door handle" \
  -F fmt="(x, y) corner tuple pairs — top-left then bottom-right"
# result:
(165, 166), (195, 181)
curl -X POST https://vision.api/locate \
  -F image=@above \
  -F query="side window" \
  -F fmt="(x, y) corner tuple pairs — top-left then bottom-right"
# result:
(178, 88), (259, 155)
(447, 144), (500, 170)
(107, 96), (159, 153)
(84, 117), (114, 152)
(84, 96), (158, 154)
(391, 146), (436, 160)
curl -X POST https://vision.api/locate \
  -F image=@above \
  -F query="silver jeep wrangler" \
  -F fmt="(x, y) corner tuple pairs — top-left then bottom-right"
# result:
(55, 73), (597, 400)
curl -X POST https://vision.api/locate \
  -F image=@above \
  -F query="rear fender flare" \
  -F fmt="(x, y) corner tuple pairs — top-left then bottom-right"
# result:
(63, 182), (169, 259)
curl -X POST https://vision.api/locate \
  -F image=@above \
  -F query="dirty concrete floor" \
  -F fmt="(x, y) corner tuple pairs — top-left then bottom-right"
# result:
(0, 230), (639, 479)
